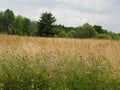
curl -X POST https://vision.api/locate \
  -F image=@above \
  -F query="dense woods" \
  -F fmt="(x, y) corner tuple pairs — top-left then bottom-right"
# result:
(0, 9), (120, 39)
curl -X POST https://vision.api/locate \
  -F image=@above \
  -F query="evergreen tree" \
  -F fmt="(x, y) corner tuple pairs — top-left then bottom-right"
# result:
(37, 12), (57, 37)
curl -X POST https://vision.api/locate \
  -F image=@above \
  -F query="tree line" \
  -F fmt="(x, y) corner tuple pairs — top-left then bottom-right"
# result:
(0, 9), (120, 39)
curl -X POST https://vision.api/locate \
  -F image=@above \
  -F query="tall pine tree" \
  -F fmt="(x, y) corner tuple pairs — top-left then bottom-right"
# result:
(37, 12), (57, 37)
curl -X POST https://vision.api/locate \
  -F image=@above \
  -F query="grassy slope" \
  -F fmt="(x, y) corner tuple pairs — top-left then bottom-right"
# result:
(0, 34), (120, 90)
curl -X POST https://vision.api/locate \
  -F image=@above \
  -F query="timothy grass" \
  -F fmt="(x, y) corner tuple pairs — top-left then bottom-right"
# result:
(0, 34), (120, 90)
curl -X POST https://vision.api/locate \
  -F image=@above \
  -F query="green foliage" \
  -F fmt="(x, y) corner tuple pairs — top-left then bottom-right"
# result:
(75, 23), (98, 38)
(0, 11), (4, 33)
(83, 23), (98, 38)
(108, 32), (120, 40)
(29, 21), (38, 36)
(94, 25), (104, 34)
(67, 29), (76, 38)
(0, 54), (120, 89)
(97, 34), (112, 39)
(0, 9), (37, 36)
(118, 33), (120, 37)
(22, 18), (31, 36)
(0, 9), (15, 34)
(0, 55), (49, 90)
(57, 30), (69, 38)
(14, 15), (36, 36)
(37, 12), (57, 37)
(3, 9), (15, 34)
(14, 15), (25, 35)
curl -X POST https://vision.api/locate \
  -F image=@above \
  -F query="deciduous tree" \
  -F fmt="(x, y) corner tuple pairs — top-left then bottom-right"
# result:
(4, 9), (15, 34)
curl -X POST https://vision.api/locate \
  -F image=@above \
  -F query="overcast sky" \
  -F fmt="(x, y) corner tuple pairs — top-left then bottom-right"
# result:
(0, 0), (120, 33)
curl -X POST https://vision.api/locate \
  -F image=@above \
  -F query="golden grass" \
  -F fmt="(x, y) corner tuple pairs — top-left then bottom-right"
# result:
(0, 34), (120, 74)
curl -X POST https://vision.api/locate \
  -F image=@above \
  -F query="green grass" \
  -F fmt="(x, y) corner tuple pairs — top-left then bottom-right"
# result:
(0, 53), (120, 90)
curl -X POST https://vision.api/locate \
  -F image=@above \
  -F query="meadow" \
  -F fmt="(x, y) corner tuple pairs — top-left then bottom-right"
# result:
(0, 34), (120, 90)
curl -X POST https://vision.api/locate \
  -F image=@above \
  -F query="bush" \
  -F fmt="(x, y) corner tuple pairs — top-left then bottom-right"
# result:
(75, 23), (98, 38)
(97, 34), (112, 39)
(57, 31), (69, 38)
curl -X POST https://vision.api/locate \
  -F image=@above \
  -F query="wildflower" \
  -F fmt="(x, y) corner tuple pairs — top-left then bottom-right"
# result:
(31, 79), (34, 83)
(97, 66), (101, 69)
(29, 65), (33, 68)
(86, 71), (91, 74)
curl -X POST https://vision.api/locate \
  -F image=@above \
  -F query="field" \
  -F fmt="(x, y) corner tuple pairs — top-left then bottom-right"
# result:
(0, 34), (120, 90)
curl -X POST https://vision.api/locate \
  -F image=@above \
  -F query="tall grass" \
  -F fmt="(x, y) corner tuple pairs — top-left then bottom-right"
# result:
(0, 34), (120, 90)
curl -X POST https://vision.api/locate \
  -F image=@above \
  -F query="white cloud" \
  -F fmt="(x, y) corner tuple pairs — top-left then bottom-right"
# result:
(55, 0), (111, 11)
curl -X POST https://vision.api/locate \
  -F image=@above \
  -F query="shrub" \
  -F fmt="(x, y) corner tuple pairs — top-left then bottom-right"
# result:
(97, 34), (112, 39)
